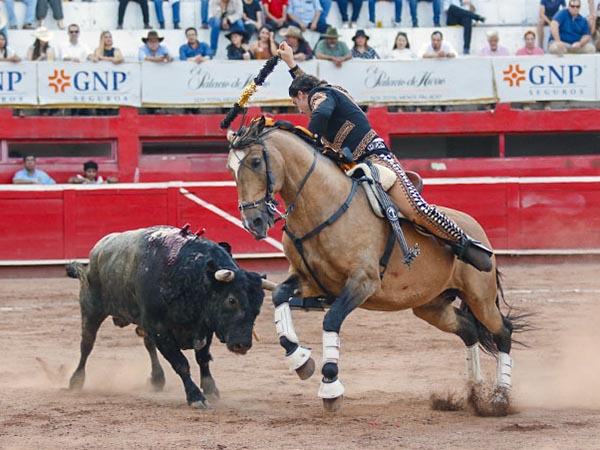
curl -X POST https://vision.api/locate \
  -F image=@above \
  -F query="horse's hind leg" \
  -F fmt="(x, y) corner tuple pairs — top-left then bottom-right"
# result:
(272, 275), (315, 380)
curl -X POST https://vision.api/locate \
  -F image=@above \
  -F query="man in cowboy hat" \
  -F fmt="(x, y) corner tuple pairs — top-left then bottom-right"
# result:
(314, 26), (351, 67)
(139, 30), (173, 62)
(280, 25), (313, 60)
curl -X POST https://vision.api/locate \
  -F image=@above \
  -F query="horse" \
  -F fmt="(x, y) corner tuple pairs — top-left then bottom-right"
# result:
(226, 117), (518, 415)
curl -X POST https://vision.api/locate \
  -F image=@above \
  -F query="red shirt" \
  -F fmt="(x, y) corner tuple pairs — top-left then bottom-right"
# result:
(262, 0), (288, 20)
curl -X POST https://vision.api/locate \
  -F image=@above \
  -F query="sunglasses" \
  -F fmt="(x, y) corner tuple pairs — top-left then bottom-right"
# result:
(69, 30), (80, 34)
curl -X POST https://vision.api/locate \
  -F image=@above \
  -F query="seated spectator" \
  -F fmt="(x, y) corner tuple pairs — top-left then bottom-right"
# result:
(90, 31), (125, 64)
(248, 25), (277, 59)
(36, 0), (64, 30)
(418, 0), (442, 27)
(3, 0), (36, 29)
(443, 0), (485, 55)
(538, 0), (565, 49)
(0, 30), (20, 62)
(479, 29), (510, 56)
(153, 0), (180, 29)
(68, 161), (118, 184)
(336, 0), (363, 29)
(516, 30), (545, 55)
(314, 27), (351, 67)
(209, 0), (246, 55)
(225, 26), (253, 59)
(286, 0), (328, 33)
(27, 27), (55, 61)
(351, 29), (379, 59)
(367, 0), (418, 28)
(12, 155), (55, 185)
(590, 2), (600, 51)
(117, 0), (152, 30)
(59, 24), (92, 62)
(548, 1), (595, 54)
(243, 0), (263, 38)
(262, 0), (288, 31)
(387, 31), (417, 59)
(179, 27), (213, 62)
(419, 30), (457, 58)
(139, 30), (173, 62)
(279, 25), (313, 60)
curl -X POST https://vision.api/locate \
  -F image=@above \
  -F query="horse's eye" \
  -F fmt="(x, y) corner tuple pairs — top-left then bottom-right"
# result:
(250, 158), (261, 169)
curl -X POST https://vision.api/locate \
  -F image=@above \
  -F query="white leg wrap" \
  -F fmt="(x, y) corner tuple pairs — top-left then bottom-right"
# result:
(286, 345), (312, 371)
(322, 331), (340, 365)
(496, 352), (513, 389)
(318, 378), (345, 399)
(465, 344), (483, 384)
(274, 303), (299, 344)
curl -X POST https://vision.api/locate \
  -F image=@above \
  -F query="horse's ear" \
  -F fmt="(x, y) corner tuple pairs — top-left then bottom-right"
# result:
(226, 129), (237, 144)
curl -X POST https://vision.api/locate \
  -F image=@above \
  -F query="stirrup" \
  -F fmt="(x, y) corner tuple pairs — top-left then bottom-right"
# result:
(451, 237), (493, 272)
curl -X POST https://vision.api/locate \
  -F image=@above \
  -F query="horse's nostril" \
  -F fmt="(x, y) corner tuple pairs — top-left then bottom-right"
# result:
(252, 217), (263, 229)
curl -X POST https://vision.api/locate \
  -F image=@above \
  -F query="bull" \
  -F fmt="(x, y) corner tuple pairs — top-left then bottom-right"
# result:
(67, 225), (276, 408)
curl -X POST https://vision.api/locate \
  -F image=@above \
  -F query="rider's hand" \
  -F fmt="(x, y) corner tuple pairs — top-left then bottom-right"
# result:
(277, 42), (296, 67)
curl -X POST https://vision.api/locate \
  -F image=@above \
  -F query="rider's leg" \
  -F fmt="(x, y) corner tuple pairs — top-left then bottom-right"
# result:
(370, 153), (493, 272)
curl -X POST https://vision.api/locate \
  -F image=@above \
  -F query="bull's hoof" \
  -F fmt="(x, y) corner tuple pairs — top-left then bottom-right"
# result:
(189, 399), (211, 409)
(148, 375), (165, 392)
(323, 396), (343, 413)
(295, 357), (315, 380)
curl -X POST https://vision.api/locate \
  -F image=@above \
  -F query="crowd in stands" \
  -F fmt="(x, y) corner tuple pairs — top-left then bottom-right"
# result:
(11, 156), (117, 185)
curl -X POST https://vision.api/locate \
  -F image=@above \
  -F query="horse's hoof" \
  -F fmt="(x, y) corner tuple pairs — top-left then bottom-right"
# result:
(323, 396), (343, 413)
(68, 373), (84, 390)
(189, 399), (211, 409)
(490, 386), (510, 417)
(295, 357), (315, 380)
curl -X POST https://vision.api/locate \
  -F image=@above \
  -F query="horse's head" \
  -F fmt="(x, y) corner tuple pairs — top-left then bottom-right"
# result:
(227, 117), (283, 240)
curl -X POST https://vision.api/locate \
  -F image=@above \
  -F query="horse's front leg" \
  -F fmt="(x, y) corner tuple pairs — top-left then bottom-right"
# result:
(272, 275), (316, 380)
(319, 272), (377, 412)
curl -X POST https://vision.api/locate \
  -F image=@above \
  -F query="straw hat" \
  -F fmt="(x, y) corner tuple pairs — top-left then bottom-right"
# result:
(0, 7), (7, 31)
(279, 26), (304, 41)
(141, 30), (164, 43)
(33, 26), (53, 42)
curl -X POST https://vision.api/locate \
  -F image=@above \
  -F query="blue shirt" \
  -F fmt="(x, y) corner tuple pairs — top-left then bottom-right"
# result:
(12, 169), (56, 184)
(551, 8), (590, 43)
(138, 44), (171, 61)
(179, 42), (214, 60)
(540, 0), (565, 19)
(288, 0), (321, 25)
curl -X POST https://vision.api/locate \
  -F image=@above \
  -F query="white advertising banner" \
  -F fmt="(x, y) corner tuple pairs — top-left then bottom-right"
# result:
(318, 59), (496, 104)
(493, 55), (597, 102)
(0, 62), (38, 105)
(37, 62), (141, 106)
(142, 60), (318, 106)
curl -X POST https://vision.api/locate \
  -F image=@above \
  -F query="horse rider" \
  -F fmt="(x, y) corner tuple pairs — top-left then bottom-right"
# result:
(276, 41), (493, 272)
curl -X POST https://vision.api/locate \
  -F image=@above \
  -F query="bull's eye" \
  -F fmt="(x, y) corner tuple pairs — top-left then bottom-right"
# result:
(226, 297), (237, 307)
(250, 158), (261, 169)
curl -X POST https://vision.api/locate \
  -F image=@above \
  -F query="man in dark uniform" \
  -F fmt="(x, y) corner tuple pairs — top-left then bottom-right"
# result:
(276, 41), (493, 272)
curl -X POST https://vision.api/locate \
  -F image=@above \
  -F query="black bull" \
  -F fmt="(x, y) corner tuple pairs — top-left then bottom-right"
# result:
(67, 225), (275, 408)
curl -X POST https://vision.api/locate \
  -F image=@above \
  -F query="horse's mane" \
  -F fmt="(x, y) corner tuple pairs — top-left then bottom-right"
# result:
(229, 116), (320, 151)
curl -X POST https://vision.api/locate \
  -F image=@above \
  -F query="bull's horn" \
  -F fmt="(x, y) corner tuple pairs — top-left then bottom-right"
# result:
(215, 269), (235, 282)
(261, 279), (278, 291)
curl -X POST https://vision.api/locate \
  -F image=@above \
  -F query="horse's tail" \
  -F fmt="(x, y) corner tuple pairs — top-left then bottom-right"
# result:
(460, 269), (532, 356)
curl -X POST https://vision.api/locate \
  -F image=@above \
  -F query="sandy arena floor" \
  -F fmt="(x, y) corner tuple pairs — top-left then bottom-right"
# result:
(1, 262), (599, 450)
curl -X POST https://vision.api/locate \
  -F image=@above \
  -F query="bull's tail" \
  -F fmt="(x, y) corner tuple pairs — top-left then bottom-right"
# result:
(66, 261), (88, 287)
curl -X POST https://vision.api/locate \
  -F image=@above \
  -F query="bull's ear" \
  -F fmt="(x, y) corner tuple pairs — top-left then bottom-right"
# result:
(218, 242), (233, 256)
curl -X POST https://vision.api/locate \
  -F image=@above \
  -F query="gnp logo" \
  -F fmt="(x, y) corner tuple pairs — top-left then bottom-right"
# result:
(502, 63), (584, 88)
(0, 71), (24, 91)
(47, 69), (128, 94)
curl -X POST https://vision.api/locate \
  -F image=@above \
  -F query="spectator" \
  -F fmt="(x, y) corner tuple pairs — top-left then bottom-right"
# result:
(538, 0), (565, 48)
(351, 29), (379, 59)
(243, 0), (263, 38)
(179, 26), (213, 62)
(3, 0), (36, 29)
(201, 0), (209, 28)
(0, 7), (5, 35)
(90, 31), (124, 64)
(516, 30), (545, 55)
(548, 1), (595, 54)
(225, 25), (253, 59)
(68, 161), (118, 184)
(336, 0), (363, 29)
(314, 26), (351, 67)
(279, 24), (313, 60)
(0, 30), (20, 62)
(387, 31), (417, 59)
(262, 0), (288, 31)
(27, 27), (55, 61)
(209, 0), (246, 55)
(419, 30), (457, 58)
(12, 155), (55, 185)
(368, 0), (418, 28)
(319, 0), (332, 25)
(248, 25), (277, 58)
(117, 0), (152, 30)
(479, 29), (510, 56)
(418, 0), (442, 27)
(59, 24), (92, 62)
(286, 0), (328, 33)
(589, 2), (600, 50)
(443, 0), (485, 55)
(36, 0), (64, 30)
(153, 0), (180, 29)
(139, 30), (173, 62)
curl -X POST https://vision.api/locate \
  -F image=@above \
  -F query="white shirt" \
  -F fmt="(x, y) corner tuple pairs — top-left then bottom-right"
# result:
(387, 48), (417, 60)
(419, 41), (458, 57)
(0, 47), (17, 58)
(59, 41), (92, 62)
